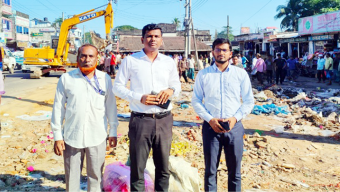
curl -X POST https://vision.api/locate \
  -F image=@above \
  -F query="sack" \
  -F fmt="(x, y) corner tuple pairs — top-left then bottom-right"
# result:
(251, 68), (257, 75)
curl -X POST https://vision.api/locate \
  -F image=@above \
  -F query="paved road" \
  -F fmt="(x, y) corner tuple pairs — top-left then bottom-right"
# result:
(1, 69), (68, 104)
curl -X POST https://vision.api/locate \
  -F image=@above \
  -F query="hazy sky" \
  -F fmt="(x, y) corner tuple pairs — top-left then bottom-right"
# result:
(12, 0), (288, 37)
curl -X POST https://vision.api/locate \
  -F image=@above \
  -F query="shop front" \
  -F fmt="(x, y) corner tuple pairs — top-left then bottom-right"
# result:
(279, 37), (309, 58)
(308, 34), (336, 53)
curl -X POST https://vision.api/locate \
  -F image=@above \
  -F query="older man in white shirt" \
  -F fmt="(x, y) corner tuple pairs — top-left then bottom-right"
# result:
(51, 44), (118, 192)
(113, 24), (181, 192)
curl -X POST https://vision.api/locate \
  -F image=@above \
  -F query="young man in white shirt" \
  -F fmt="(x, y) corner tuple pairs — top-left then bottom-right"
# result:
(51, 44), (119, 192)
(192, 38), (254, 192)
(113, 24), (181, 191)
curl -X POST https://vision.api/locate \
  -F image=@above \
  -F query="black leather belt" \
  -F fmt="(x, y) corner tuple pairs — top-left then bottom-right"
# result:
(132, 111), (171, 119)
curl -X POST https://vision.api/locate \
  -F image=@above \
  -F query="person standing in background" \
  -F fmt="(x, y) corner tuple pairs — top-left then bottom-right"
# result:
(240, 53), (248, 69)
(273, 53), (287, 85)
(325, 53), (333, 85)
(99, 52), (105, 71)
(265, 55), (274, 84)
(333, 53), (339, 83)
(179, 56), (189, 83)
(253, 53), (266, 85)
(104, 53), (111, 75)
(316, 54), (326, 83)
(188, 55), (195, 82)
(110, 51), (116, 77)
(198, 55), (204, 71)
(0, 70), (4, 131)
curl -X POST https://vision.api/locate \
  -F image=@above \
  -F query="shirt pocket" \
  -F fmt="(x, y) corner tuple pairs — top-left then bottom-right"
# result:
(224, 80), (241, 98)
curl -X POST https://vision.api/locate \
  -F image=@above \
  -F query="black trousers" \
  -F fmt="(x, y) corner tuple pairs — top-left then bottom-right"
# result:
(276, 69), (285, 84)
(266, 70), (273, 83)
(129, 112), (173, 192)
(110, 65), (115, 75)
(203, 121), (244, 192)
(179, 70), (188, 83)
(317, 70), (326, 82)
(256, 72), (264, 85)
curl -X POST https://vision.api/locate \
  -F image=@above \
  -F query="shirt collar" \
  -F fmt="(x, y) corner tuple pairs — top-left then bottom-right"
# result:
(139, 49), (162, 62)
(75, 68), (102, 79)
(212, 62), (230, 73)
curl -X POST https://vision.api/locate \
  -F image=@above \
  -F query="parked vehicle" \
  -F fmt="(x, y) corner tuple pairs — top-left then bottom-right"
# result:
(0, 47), (16, 74)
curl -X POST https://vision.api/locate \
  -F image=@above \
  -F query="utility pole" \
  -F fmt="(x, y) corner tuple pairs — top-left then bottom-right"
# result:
(83, 25), (85, 44)
(227, 15), (229, 40)
(184, 0), (189, 58)
(187, 0), (191, 57)
(62, 12), (64, 22)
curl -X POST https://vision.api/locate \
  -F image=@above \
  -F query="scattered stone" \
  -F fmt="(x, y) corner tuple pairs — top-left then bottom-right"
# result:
(281, 163), (295, 169)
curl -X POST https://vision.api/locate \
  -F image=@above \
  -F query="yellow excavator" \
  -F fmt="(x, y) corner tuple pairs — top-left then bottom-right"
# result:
(23, 0), (114, 76)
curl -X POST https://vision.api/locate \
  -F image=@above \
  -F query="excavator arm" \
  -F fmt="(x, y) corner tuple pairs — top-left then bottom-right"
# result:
(56, 2), (114, 64)
(24, 1), (114, 66)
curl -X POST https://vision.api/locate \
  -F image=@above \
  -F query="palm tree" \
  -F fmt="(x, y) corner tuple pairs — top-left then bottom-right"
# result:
(172, 18), (181, 30)
(274, 0), (305, 31)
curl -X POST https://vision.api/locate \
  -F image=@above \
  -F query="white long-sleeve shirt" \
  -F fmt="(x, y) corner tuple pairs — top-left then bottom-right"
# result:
(192, 64), (254, 123)
(113, 50), (181, 113)
(51, 69), (118, 148)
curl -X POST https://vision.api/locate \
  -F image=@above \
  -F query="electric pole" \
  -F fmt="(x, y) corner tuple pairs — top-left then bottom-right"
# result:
(227, 15), (229, 40)
(184, 0), (189, 58)
(187, 0), (191, 57)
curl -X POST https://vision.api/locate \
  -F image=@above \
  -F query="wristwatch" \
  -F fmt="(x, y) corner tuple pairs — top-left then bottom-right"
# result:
(169, 87), (175, 93)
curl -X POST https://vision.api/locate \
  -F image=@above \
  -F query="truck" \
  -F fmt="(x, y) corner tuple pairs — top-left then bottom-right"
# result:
(23, 1), (114, 77)
(0, 47), (16, 74)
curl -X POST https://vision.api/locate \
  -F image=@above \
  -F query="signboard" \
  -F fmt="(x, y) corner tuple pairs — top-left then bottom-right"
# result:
(17, 41), (28, 48)
(240, 27), (250, 34)
(298, 10), (340, 35)
(39, 28), (55, 32)
(248, 33), (262, 40)
(263, 32), (273, 40)
(279, 37), (308, 43)
(234, 35), (248, 41)
(32, 33), (43, 36)
(79, 13), (97, 22)
(308, 34), (334, 41)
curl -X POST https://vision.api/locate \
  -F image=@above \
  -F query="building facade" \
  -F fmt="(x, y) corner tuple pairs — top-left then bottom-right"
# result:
(12, 10), (30, 49)
(29, 17), (55, 47)
(0, 0), (13, 46)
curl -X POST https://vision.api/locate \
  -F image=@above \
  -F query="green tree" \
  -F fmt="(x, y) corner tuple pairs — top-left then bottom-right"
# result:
(52, 17), (63, 27)
(217, 26), (234, 41)
(172, 18), (181, 30)
(114, 25), (138, 31)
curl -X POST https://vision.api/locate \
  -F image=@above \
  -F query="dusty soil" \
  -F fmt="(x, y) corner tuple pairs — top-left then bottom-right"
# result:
(0, 79), (340, 191)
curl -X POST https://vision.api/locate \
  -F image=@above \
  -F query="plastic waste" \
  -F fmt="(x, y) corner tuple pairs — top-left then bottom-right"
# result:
(252, 104), (290, 115)
(117, 113), (131, 118)
(273, 126), (284, 134)
(180, 104), (189, 109)
(103, 162), (154, 192)
(16, 111), (52, 121)
(320, 130), (335, 137)
(254, 91), (267, 102)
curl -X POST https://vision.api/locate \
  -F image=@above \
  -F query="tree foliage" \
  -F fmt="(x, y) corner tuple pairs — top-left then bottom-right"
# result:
(274, 0), (340, 31)
(217, 26), (234, 41)
(52, 17), (63, 28)
(114, 25), (138, 31)
(172, 18), (181, 30)
(84, 32), (93, 44)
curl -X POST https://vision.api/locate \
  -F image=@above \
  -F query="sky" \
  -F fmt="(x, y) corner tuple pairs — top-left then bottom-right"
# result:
(12, 0), (289, 38)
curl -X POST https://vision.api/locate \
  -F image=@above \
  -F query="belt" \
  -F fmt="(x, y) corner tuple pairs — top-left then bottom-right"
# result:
(132, 111), (171, 119)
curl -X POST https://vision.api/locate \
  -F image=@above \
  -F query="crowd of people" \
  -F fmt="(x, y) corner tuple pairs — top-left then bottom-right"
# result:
(96, 51), (126, 77)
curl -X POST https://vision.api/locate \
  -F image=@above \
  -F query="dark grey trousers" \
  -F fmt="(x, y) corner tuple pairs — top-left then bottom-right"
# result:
(203, 121), (244, 192)
(129, 112), (173, 192)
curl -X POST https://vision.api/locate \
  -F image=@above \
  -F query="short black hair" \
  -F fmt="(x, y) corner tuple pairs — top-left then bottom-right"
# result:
(277, 53), (281, 57)
(326, 53), (331, 57)
(212, 38), (232, 51)
(232, 53), (239, 58)
(142, 24), (162, 38)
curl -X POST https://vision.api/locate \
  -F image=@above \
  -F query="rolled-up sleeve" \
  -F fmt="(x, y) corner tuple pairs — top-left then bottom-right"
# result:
(191, 71), (214, 122)
(51, 75), (66, 141)
(233, 73), (254, 121)
(105, 74), (119, 137)
(168, 60), (181, 97)
(113, 57), (143, 102)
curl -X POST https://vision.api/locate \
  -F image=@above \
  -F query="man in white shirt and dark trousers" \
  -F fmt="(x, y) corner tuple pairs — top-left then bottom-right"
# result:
(113, 24), (181, 191)
(192, 38), (254, 192)
(51, 44), (119, 192)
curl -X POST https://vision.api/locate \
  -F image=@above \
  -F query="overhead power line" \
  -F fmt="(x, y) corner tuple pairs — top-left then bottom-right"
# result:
(242, 0), (273, 25)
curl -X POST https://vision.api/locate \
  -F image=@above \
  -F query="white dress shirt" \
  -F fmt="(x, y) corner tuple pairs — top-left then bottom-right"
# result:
(188, 59), (195, 68)
(51, 69), (119, 148)
(192, 64), (254, 123)
(113, 50), (181, 114)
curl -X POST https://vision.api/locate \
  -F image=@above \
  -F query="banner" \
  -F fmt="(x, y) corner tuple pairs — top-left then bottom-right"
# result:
(298, 10), (340, 35)
(240, 27), (250, 34)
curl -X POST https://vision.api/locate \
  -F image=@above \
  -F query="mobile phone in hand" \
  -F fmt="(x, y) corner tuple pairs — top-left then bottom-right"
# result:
(220, 121), (230, 131)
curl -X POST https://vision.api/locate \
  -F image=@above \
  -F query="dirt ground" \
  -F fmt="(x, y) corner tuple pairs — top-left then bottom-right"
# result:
(0, 77), (340, 191)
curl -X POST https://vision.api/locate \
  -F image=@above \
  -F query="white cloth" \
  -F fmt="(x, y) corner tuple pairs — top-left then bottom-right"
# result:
(188, 59), (195, 68)
(113, 50), (181, 114)
(252, 58), (258, 68)
(198, 60), (204, 71)
(51, 69), (118, 148)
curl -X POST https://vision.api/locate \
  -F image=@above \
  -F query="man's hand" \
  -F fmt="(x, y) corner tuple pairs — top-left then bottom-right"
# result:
(208, 118), (225, 133)
(54, 140), (65, 156)
(141, 95), (159, 105)
(157, 89), (174, 104)
(108, 137), (117, 148)
(221, 117), (237, 132)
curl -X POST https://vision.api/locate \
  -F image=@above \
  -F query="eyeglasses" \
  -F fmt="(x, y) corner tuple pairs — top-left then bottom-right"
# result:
(214, 48), (230, 53)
